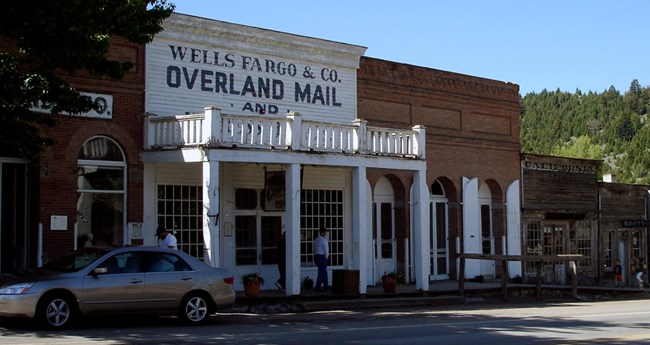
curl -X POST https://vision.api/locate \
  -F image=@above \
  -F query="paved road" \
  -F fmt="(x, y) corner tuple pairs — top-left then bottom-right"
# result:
(2, 298), (650, 344)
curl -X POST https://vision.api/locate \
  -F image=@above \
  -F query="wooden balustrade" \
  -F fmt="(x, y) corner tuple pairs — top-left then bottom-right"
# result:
(144, 107), (425, 159)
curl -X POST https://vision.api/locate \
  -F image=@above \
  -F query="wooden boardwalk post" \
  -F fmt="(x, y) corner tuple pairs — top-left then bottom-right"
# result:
(458, 256), (465, 297)
(501, 259), (508, 301)
(455, 253), (582, 301)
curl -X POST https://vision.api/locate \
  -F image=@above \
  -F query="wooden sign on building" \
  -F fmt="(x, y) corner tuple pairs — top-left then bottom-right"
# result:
(521, 154), (601, 212)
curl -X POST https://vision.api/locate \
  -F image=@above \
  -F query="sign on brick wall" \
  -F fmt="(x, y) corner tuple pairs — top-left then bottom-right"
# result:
(31, 92), (113, 119)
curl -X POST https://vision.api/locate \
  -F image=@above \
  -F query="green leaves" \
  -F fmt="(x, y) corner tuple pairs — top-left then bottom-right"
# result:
(0, 1), (174, 161)
(521, 80), (650, 184)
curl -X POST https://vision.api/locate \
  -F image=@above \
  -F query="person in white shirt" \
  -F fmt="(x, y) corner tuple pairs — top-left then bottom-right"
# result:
(156, 224), (177, 250)
(313, 226), (330, 291)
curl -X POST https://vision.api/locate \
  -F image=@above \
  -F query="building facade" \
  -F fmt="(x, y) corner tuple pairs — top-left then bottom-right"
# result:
(357, 58), (522, 282)
(6, 12), (648, 294)
(140, 13), (430, 294)
(598, 180), (650, 286)
(522, 154), (602, 285)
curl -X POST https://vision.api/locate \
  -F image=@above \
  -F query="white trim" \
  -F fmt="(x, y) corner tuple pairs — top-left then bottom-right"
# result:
(506, 180), (522, 278)
(0, 157), (29, 164)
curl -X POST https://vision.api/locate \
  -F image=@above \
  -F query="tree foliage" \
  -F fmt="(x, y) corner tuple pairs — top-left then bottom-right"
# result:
(521, 80), (650, 184)
(0, 0), (174, 162)
(551, 135), (603, 160)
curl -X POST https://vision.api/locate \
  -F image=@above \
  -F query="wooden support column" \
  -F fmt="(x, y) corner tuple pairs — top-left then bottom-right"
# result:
(285, 163), (301, 296)
(352, 166), (368, 294)
(202, 160), (220, 267)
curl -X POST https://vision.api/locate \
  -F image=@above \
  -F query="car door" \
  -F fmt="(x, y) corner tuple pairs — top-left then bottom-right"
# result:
(81, 252), (144, 314)
(143, 251), (196, 312)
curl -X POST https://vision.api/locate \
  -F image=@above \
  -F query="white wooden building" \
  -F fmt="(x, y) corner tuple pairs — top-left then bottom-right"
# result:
(141, 13), (429, 294)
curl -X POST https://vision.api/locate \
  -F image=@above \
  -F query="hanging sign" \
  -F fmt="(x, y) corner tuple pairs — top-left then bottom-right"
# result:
(264, 171), (285, 211)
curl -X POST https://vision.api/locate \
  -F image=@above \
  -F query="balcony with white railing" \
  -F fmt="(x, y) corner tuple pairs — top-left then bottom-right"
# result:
(144, 106), (425, 159)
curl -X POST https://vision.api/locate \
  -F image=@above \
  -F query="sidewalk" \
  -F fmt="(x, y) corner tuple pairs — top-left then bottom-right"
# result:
(232, 280), (648, 313)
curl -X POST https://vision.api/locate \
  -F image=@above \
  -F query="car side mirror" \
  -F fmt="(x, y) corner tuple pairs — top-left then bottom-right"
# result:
(93, 267), (108, 276)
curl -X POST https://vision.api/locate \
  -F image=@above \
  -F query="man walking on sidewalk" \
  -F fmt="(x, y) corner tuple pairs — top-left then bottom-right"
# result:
(313, 226), (330, 291)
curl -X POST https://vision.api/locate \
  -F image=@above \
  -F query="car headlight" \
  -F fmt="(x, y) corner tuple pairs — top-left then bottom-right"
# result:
(0, 282), (34, 295)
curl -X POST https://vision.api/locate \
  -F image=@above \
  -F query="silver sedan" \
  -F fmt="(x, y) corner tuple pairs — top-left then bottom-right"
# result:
(0, 246), (235, 329)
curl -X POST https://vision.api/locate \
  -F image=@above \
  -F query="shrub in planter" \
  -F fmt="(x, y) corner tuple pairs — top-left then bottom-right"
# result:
(242, 272), (264, 297)
(381, 272), (400, 293)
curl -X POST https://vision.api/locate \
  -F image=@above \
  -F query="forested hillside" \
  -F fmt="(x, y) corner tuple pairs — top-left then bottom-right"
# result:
(520, 80), (650, 184)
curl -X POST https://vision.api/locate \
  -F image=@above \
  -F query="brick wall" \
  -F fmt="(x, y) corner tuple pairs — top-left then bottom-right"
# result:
(37, 38), (144, 261)
(358, 57), (521, 279)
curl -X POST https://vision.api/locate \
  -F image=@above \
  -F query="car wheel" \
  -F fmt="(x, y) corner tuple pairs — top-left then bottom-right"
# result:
(37, 293), (76, 329)
(179, 293), (210, 324)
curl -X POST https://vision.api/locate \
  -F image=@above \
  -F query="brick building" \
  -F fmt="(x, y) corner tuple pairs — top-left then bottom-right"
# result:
(358, 58), (522, 281)
(2, 37), (147, 271)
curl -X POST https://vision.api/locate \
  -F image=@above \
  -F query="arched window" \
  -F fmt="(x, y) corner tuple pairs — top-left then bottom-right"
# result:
(77, 136), (126, 247)
(431, 180), (445, 196)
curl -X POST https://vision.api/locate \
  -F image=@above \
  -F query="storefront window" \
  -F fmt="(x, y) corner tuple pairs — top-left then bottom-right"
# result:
(632, 231), (642, 260)
(575, 221), (592, 267)
(525, 220), (542, 273)
(300, 189), (344, 267)
(77, 136), (126, 247)
(157, 185), (204, 259)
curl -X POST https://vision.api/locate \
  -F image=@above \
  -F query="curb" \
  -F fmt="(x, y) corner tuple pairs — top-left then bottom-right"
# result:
(300, 295), (465, 311)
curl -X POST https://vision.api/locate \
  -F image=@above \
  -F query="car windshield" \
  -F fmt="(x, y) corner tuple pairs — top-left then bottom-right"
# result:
(41, 247), (112, 272)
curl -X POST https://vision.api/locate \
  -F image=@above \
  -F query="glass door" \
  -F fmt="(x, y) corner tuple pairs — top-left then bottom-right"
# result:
(235, 214), (283, 289)
(430, 200), (449, 280)
(542, 222), (568, 284)
(374, 201), (395, 281)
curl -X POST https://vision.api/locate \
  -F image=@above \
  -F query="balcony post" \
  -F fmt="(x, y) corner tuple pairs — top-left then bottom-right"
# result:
(286, 111), (302, 150)
(353, 118), (367, 153)
(412, 125), (426, 159)
(203, 106), (222, 146)
(143, 112), (157, 149)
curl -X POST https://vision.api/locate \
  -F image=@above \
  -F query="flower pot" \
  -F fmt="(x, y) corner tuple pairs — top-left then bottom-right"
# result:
(382, 277), (397, 293)
(244, 280), (262, 297)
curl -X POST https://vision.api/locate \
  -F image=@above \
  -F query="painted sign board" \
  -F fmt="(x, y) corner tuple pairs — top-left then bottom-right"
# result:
(622, 220), (650, 227)
(146, 13), (366, 123)
(31, 92), (113, 119)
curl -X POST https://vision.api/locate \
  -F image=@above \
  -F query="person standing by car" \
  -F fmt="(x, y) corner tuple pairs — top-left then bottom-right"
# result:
(156, 224), (177, 250)
(313, 226), (330, 291)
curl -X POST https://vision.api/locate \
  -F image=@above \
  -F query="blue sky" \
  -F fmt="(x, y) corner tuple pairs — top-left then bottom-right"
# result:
(173, 1), (649, 95)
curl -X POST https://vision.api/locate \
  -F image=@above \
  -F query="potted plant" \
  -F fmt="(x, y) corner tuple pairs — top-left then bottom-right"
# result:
(242, 272), (264, 297)
(381, 272), (399, 293)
